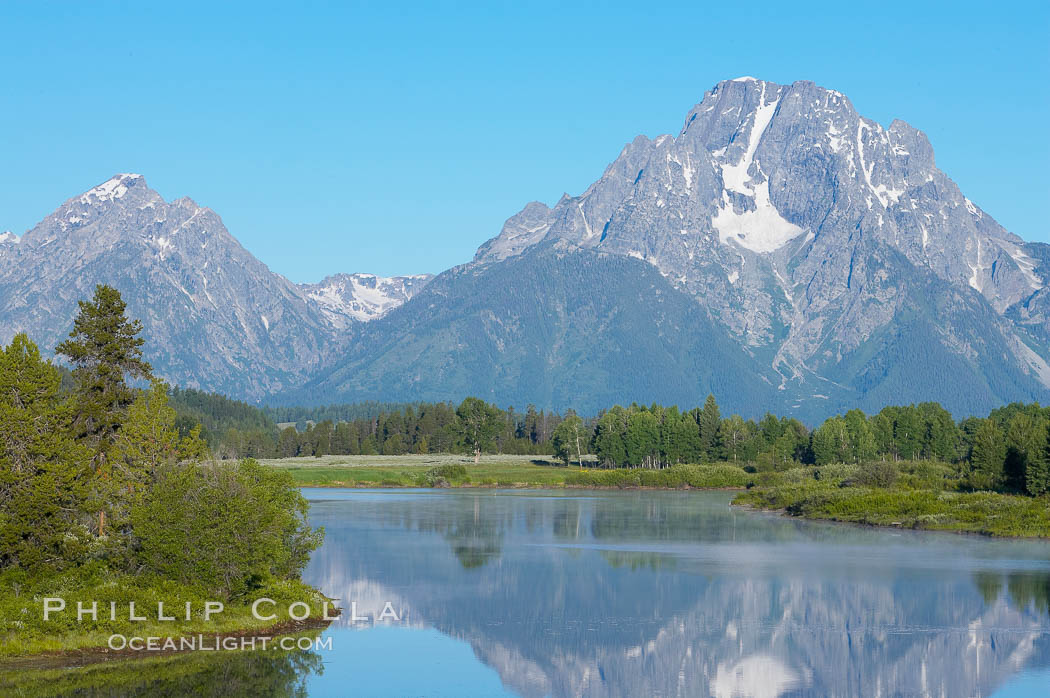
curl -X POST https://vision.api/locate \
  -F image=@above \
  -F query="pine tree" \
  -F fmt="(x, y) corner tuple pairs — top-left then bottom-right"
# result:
(699, 394), (721, 461)
(1005, 413), (1043, 491)
(0, 334), (89, 571)
(1023, 420), (1050, 496)
(56, 285), (152, 536)
(970, 419), (1007, 490)
(111, 380), (207, 496)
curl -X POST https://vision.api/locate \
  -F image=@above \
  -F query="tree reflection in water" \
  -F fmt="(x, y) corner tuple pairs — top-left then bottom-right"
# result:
(1, 643), (323, 698)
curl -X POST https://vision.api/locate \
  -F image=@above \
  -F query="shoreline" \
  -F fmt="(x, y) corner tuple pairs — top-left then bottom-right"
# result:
(299, 481), (747, 491)
(733, 489), (1050, 540)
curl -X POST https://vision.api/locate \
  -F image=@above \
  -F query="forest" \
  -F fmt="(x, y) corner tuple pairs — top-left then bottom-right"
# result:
(183, 390), (1050, 498)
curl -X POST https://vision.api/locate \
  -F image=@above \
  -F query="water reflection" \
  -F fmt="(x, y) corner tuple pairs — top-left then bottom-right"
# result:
(302, 489), (1050, 697)
(0, 644), (323, 697)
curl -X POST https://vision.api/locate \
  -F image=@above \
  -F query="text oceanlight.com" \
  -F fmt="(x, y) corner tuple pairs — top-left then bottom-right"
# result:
(107, 634), (333, 652)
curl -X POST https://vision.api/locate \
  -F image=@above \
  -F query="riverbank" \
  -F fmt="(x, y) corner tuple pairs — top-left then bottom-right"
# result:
(732, 463), (1050, 538)
(0, 565), (336, 661)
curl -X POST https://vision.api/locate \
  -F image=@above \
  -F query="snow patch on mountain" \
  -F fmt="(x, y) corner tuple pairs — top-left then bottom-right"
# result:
(719, 83), (779, 195)
(301, 273), (433, 327)
(712, 182), (804, 253)
(711, 82), (803, 253)
(78, 174), (143, 204)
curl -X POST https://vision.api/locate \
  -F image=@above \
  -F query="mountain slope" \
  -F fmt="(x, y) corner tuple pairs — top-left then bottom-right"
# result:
(287, 242), (779, 415)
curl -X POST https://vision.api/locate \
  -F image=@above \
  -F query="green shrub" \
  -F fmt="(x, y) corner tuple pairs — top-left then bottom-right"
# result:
(565, 464), (749, 489)
(131, 459), (324, 599)
(421, 464), (470, 487)
(855, 461), (899, 488)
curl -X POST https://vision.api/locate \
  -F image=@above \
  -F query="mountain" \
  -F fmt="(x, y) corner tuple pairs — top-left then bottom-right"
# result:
(4, 78), (1048, 418)
(301, 77), (1050, 418)
(299, 273), (433, 328)
(0, 175), (425, 399)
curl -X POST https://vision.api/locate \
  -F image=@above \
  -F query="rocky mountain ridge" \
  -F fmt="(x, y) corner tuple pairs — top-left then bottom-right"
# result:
(0, 174), (427, 398)
(299, 272), (433, 328)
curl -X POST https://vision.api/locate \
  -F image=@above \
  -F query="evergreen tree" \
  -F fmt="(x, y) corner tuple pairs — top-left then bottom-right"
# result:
(56, 284), (152, 536)
(1005, 413), (1047, 494)
(1029, 423), (1050, 496)
(277, 426), (299, 458)
(57, 285), (152, 446)
(0, 334), (89, 571)
(698, 394), (722, 461)
(111, 380), (207, 494)
(970, 419), (1007, 490)
(106, 380), (208, 553)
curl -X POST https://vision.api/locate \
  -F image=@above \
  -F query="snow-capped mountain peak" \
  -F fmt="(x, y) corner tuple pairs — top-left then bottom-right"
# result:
(78, 173), (144, 204)
(471, 77), (1050, 398)
(300, 272), (433, 327)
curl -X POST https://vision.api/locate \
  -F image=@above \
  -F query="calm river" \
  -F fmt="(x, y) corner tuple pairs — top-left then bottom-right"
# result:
(17, 488), (1050, 696)
(297, 488), (1050, 697)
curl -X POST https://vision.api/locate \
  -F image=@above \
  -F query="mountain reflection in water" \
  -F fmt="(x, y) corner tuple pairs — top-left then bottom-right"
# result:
(301, 489), (1050, 698)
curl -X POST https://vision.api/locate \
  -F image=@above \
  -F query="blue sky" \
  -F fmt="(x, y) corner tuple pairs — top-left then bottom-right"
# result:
(1, 1), (1047, 282)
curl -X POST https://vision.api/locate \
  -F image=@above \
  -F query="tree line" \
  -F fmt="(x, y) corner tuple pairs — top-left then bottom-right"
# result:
(252, 394), (1049, 497)
(1, 285), (321, 596)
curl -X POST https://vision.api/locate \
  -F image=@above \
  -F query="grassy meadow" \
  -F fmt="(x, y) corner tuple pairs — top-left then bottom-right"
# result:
(261, 454), (751, 489)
